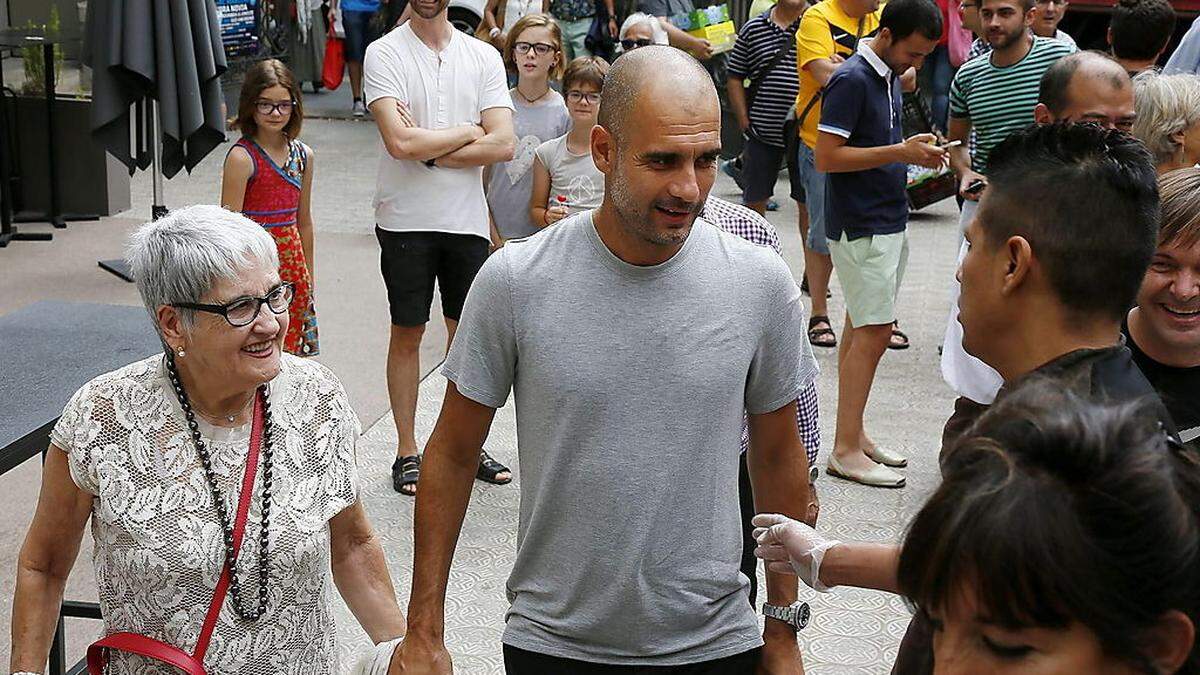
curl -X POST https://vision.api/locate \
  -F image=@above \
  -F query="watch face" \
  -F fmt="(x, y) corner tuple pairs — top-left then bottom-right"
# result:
(796, 602), (811, 629)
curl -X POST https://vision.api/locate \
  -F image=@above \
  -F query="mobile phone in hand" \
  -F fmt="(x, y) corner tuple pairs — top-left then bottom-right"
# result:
(964, 179), (986, 195)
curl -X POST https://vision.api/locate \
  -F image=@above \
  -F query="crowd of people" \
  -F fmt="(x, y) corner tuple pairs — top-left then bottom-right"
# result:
(8, 0), (1200, 671)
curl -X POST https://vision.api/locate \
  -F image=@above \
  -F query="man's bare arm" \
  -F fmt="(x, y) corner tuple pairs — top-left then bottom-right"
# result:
(369, 98), (482, 162)
(389, 382), (497, 673)
(803, 56), (844, 87)
(434, 107), (516, 168)
(748, 403), (812, 609)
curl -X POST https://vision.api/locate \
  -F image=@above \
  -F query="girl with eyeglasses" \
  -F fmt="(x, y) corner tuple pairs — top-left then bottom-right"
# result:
(221, 59), (320, 357)
(485, 14), (572, 242)
(530, 55), (609, 227)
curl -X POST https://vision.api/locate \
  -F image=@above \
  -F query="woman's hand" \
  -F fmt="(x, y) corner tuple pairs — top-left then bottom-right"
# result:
(752, 513), (842, 592)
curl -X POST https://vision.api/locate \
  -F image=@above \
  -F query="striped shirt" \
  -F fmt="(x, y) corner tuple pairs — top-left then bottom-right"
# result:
(950, 36), (1074, 172)
(700, 195), (821, 464)
(728, 10), (802, 149)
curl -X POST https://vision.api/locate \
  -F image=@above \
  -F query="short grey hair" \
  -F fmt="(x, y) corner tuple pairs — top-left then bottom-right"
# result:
(126, 204), (279, 330)
(1132, 70), (1200, 165)
(618, 13), (669, 49)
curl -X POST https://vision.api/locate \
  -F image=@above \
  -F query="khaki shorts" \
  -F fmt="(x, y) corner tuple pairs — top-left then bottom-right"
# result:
(828, 230), (909, 328)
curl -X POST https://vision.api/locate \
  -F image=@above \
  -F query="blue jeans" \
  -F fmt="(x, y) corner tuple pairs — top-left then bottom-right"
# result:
(796, 142), (829, 254)
(926, 45), (954, 131)
(342, 9), (377, 64)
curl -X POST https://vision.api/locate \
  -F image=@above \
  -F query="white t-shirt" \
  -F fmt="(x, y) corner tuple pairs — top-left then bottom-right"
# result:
(364, 24), (514, 238)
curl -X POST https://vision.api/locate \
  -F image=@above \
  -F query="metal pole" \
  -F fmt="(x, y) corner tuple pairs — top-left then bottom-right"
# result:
(43, 40), (63, 228)
(151, 98), (167, 221)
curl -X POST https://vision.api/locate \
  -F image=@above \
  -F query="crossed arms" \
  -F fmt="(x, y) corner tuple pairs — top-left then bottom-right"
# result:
(369, 98), (515, 168)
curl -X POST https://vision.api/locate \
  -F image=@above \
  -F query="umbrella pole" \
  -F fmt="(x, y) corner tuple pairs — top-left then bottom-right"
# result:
(151, 98), (168, 221)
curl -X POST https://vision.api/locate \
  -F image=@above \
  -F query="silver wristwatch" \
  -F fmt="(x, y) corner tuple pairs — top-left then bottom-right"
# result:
(762, 601), (811, 631)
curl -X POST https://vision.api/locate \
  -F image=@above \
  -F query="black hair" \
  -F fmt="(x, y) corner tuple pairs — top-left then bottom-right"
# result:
(880, 0), (944, 42)
(899, 381), (1200, 673)
(1038, 50), (1129, 116)
(1110, 0), (1176, 61)
(979, 123), (1159, 323)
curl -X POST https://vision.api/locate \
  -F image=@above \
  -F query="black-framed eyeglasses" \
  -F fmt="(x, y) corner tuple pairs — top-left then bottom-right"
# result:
(566, 90), (602, 104)
(514, 41), (556, 55)
(172, 283), (294, 327)
(255, 99), (295, 115)
(621, 38), (653, 50)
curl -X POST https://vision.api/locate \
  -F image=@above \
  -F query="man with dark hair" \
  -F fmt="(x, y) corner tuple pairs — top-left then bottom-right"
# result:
(939, 0), (1073, 454)
(389, 46), (816, 674)
(1034, 50), (1135, 130)
(752, 122), (1172, 675)
(939, 53), (1135, 456)
(811, 0), (946, 487)
(1108, 0), (1177, 75)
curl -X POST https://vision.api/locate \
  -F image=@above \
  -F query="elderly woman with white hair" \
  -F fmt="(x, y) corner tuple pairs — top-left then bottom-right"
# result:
(1132, 70), (1200, 175)
(618, 12), (669, 53)
(9, 205), (405, 674)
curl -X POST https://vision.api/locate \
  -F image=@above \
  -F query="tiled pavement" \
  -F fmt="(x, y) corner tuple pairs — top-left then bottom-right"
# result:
(330, 193), (963, 673)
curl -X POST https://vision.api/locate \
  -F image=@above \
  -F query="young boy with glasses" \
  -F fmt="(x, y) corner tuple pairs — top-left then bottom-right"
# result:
(529, 57), (610, 226)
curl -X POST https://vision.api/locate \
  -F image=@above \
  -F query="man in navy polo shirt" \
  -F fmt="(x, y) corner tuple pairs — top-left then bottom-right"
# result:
(813, 0), (946, 487)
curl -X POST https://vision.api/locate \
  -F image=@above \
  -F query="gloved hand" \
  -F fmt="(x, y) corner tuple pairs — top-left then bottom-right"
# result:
(752, 513), (842, 592)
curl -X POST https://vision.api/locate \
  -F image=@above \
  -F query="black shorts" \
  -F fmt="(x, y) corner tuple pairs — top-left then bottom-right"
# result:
(503, 645), (762, 673)
(741, 133), (805, 205)
(376, 228), (489, 326)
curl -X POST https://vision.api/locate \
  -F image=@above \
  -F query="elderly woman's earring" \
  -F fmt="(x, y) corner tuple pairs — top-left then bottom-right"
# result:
(176, 347), (185, 358)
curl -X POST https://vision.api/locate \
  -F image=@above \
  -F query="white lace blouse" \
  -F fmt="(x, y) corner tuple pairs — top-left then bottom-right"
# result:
(51, 354), (360, 674)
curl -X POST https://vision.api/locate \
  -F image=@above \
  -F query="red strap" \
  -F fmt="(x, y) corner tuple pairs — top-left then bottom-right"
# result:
(87, 632), (207, 675)
(193, 390), (265, 660)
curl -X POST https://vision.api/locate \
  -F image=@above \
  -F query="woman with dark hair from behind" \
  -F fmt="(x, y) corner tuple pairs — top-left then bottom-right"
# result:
(902, 383), (1200, 674)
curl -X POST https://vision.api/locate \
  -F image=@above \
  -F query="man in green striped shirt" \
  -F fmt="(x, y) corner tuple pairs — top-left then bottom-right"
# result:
(945, 0), (1075, 200)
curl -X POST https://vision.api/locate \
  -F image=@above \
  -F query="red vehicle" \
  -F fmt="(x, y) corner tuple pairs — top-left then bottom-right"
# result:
(1060, 0), (1198, 53)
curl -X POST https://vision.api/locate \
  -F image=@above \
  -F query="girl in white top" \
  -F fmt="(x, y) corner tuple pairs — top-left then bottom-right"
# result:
(486, 14), (571, 240)
(530, 56), (610, 227)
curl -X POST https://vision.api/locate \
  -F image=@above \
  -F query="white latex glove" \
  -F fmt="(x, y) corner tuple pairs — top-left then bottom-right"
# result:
(752, 513), (842, 592)
(351, 636), (404, 675)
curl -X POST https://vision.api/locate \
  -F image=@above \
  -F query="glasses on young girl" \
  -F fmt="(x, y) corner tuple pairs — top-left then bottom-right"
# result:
(514, 42), (556, 55)
(255, 100), (295, 116)
(566, 91), (601, 104)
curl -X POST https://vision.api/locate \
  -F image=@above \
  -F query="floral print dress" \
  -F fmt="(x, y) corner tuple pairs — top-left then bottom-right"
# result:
(234, 137), (320, 357)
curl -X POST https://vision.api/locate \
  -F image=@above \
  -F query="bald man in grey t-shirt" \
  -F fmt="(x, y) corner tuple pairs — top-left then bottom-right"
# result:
(389, 47), (815, 674)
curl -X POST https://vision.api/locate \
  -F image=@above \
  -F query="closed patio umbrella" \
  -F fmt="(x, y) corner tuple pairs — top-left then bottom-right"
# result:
(84, 0), (229, 279)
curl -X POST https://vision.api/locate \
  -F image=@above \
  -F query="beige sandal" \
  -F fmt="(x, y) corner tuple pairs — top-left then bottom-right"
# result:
(865, 445), (908, 468)
(827, 454), (905, 488)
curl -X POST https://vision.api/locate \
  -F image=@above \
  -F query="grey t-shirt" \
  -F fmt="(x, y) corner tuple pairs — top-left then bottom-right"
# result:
(533, 134), (604, 217)
(488, 92), (571, 239)
(442, 212), (815, 666)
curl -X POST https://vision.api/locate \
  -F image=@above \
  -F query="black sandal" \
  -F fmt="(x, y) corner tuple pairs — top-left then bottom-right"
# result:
(392, 454), (421, 497)
(808, 315), (837, 348)
(888, 321), (911, 350)
(476, 450), (512, 485)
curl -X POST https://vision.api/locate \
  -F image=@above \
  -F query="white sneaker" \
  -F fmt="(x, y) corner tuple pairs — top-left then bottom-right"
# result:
(352, 99), (366, 117)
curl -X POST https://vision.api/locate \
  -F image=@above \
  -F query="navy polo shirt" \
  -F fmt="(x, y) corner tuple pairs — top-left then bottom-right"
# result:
(817, 43), (907, 241)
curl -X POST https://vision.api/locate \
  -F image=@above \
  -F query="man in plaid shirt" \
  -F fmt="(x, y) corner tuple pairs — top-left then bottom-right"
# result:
(701, 194), (822, 607)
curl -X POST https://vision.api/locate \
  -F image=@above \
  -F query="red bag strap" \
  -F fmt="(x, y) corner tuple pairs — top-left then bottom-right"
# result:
(86, 390), (266, 675)
(193, 390), (265, 660)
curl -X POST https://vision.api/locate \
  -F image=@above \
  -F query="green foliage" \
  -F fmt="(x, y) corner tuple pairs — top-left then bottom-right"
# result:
(21, 5), (65, 97)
